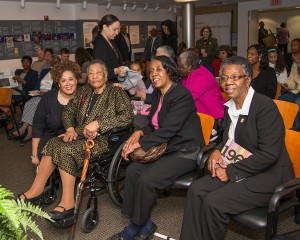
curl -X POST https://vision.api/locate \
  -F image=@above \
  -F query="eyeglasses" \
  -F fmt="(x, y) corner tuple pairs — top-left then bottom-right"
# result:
(220, 74), (247, 83)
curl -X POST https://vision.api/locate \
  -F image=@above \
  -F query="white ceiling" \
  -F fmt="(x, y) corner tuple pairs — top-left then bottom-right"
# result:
(1, 0), (259, 10)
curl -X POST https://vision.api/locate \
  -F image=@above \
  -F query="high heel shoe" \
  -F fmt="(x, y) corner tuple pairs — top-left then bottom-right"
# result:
(18, 192), (45, 206)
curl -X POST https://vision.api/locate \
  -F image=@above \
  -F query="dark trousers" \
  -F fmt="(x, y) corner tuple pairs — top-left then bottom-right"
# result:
(121, 153), (196, 225)
(180, 175), (272, 240)
(278, 43), (288, 54)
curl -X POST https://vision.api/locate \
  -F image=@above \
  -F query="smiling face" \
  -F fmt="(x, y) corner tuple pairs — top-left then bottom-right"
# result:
(202, 28), (210, 39)
(221, 64), (251, 104)
(103, 21), (120, 40)
(58, 70), (77, 96)
(247, 47), (260, 65)
(149, 59), (172, 94)
(22, 59), (32, 70)
(291, 40), (300, 54)
(87, 63), (107, 93)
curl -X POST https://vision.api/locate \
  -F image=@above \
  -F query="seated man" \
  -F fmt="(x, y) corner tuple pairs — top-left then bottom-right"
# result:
(180, 56), (294, 240)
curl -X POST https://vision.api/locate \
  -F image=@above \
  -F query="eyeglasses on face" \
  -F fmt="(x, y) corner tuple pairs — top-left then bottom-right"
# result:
(220, 74), (247, 83)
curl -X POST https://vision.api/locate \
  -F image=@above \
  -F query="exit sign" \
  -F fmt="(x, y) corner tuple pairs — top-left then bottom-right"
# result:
(271, 0), (282, 5)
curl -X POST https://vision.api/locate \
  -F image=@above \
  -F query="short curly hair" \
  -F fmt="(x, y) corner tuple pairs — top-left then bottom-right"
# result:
(50, 61), (81, 87)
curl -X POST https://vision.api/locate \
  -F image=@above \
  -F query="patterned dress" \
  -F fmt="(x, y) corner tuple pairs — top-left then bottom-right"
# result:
(42, 84), (133, 177)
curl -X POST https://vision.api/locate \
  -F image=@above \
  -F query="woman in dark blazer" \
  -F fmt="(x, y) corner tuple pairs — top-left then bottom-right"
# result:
(13, 55), (38, 102)
(93, 14), (126, 83)
(180, 56), (294, 240)
(161, 20), (178, 56)
(31, 61), (79, 166)
(110, 56), (205, 240)
(247, 44), (277, 99)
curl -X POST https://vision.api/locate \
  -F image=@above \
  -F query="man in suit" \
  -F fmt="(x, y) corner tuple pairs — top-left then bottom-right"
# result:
(143, 28), (162, 61)
(115, 24), (131, 62)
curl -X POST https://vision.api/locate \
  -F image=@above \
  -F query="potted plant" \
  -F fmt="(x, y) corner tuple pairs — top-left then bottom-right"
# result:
(0, 185), (53, 240)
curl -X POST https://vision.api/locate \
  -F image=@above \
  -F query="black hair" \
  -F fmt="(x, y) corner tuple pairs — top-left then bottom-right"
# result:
(247, 44), (268, 69)
(264, 47), (286, 74)
(21, 55), (32, 64)
(218, 45), (233, 58)
(151, 55), (181, 82)
(161, 20), (178, 38)
(99, 14), (119, 31)
(60, 48), (70, 55)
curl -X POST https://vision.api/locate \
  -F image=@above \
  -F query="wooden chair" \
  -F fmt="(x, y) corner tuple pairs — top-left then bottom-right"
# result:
(0, 88), (22, 144)
(274, 83), (282, 100)
(221, 91), (230, 101)
(274, 100), (299, 129)
(229, 129), (300, 239)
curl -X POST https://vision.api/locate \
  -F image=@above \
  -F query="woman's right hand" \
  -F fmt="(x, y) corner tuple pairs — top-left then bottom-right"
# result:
(122, 130), (143, 160)
(208, 149), (223, 177)
(58, 127), (78, 142)
(31, 156), (40, 167)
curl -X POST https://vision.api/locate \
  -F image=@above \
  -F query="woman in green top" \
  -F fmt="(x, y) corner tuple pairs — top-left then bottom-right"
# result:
(195, 25), (218, 65)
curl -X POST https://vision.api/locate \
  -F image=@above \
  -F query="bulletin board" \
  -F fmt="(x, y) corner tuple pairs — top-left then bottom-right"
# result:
(0, 20), (80, 60)
(0, 20), (162, 60)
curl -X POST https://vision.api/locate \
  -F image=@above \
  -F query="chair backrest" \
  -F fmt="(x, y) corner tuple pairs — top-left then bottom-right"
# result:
(221, 91), (230, 101)
(274, 84), (281, 100)
(197, 112), (215, 145)
(274, 100), (299, 129)
(285, 129), (300, 178)
(0, 88), (12, 106)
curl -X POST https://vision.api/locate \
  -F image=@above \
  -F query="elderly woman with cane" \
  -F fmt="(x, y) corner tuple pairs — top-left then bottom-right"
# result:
(19, 59), (133, 221)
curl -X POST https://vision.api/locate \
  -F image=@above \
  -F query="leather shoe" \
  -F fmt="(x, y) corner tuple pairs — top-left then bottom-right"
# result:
(135, 223), (157, 240)
(21, 138), (32, 144)
(48, 206), (75, 220)
(18, 192), (45, 206)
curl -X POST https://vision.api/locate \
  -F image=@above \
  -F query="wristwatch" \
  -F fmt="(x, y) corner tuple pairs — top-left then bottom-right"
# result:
(31, 154), (38, 158)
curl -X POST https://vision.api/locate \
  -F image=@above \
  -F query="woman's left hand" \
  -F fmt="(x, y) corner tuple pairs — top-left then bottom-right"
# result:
(215, 168), (229, 182)
(122, 141), (141, 161)
(83, 120), (100, 139)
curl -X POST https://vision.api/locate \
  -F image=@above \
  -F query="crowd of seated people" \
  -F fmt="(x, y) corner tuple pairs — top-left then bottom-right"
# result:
(2, 14), (300, 240)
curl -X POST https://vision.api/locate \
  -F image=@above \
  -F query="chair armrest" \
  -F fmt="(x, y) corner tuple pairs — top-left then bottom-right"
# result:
(196, 142), (216, 168)
(268, 178), (300, 213)
(109, 124), (134, 134)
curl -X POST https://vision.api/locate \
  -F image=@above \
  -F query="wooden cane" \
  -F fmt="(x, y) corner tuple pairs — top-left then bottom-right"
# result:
(69, 138), (94, 240)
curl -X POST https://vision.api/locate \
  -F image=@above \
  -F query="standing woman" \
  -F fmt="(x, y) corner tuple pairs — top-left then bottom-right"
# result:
(161, 20), (178, 56)
(93, 14), (126, 83)
(247, 44), (277, 99)
(195, 26), (218, 66)
(111, 56), (205, 240)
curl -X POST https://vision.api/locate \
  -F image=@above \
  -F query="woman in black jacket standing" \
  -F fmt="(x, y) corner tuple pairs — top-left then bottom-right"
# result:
(92, 14), (126, 83)
(161, 20), (178, 56)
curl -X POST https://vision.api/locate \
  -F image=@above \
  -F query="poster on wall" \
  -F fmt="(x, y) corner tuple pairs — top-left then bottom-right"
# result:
(83, 22), (98, 48)
(177, 12), (231, 46)
(129, 26), (140, 45)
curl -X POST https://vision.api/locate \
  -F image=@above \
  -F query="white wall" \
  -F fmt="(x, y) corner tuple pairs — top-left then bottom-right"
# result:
(0, 1), (175, 71)
(258, 9), (300, 52)
(237, 0), (299, 56)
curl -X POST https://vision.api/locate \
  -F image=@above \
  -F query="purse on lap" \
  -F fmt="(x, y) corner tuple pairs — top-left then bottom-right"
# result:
(129, 143), (167, 163)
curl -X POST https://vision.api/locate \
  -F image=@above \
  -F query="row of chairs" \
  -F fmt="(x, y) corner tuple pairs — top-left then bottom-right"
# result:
(169, 100), (300, 239)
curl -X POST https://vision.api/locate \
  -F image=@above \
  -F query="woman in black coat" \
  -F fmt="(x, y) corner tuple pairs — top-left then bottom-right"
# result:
(92, 14), (126, 83)
(161, 20), (178, 56)
(110, 56), (205, 240)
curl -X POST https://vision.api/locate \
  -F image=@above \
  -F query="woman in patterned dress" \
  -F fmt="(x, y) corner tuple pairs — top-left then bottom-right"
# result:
(20, 59), (133, 221)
